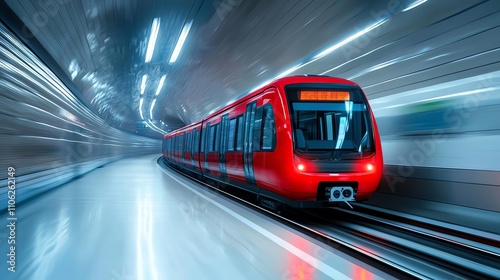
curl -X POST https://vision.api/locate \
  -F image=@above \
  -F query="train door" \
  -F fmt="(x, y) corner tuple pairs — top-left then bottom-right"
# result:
(243, 102), (256, 184)
(219, 114), (229, 179)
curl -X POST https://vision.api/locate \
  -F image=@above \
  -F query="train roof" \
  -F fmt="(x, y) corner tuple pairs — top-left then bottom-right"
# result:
(165, 75), (359, 136)
(206, 75), (360, 119)
(273, 75), (359, 88)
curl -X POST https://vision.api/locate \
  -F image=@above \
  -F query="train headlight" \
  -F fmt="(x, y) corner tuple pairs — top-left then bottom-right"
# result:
(366, 163), (374, 171)
(297, 163), (305, 171)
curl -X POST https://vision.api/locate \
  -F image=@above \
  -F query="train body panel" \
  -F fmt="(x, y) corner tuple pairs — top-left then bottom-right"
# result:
(163, 75), (383, 208)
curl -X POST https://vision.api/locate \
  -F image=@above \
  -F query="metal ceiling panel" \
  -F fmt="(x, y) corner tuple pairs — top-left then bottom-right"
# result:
(5, 0), (498, 137)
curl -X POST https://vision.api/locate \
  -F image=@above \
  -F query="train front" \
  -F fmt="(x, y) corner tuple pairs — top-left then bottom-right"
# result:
(284, 81), (383, 206)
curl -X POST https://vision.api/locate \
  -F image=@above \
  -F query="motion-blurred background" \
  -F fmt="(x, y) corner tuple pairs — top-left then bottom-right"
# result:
(1, 0), (499, 233)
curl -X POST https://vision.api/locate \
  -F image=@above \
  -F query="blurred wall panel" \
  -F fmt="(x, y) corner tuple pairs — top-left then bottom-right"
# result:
(0, 22), (160, 210)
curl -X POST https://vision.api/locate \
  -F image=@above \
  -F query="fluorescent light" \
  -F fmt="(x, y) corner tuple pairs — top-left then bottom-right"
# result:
(140, 75), (148, 95)
(149, 98), (156, 120)
(402, 0), (427, 12)
(139, 97), (144, 120)
(264, 19), (388, 81)
(146, 120), (168, 134)
(276, 64), (303, 78)
(155, 75), (166, 96)
(313, 19), (387, 60)
(145, 18), (160, 63)
(169, 21), (193, 63)
(244, 18), (389, 99)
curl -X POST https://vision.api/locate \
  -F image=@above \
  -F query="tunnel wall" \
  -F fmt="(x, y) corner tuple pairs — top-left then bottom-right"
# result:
(367, 68), (500, 233)
(0, 22), (160, 211)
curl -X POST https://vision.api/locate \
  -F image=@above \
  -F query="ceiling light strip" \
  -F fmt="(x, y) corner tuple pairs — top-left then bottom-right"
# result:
(155, 75), (166, 96)
(141, 75), (148, 95)
(145, 18), (161, 63)
(139, 97), (144, 120)
(169, 21), (193, 63)
(149, 98), (157, 120)
(402, 0), (428, 12)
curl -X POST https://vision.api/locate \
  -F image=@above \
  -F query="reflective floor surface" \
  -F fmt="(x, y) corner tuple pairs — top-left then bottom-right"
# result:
(1, 155), (395, 280)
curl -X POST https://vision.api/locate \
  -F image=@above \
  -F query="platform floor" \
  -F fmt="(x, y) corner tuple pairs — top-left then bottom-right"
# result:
(1, 155), (395, 280)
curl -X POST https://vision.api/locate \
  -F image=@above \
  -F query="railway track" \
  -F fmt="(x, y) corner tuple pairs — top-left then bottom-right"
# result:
(158, 157), (500, 279)
(295, 206), (500, 279)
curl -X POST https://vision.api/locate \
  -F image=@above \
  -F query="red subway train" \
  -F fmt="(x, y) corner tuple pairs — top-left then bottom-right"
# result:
(162, 75), (383, 209)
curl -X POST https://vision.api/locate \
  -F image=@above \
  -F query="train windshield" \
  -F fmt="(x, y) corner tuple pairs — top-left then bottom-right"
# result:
(286, 86), (375, 159)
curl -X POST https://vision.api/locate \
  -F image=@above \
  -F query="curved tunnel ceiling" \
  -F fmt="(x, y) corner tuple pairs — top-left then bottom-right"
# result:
(5, 0), (497, 137)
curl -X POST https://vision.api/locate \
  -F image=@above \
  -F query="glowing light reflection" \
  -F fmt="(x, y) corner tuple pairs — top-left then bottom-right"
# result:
(155, 75), (166, 96)
(141, 75), (148, 95)
(169, 21), (193, 63)
(149, 99), (156, 120)
(145, 18), (161, 63)
(139, 97), (144, 120)
(402, 0), (428, 12)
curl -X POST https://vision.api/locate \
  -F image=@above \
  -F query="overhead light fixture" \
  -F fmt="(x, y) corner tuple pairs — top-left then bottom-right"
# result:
(277, 64), (304, 78)
(140, 75), (148, 95)
(259, 19), (388, 84)
(149, 98), (156, 120)
(244, 18), (389, 104)
(139, 97), (144, 120)
(146, 119), (168, 134)
(313, 19), (387, 60)
(169, 21), (193, 63)
(155, 75), (166, 96)
(402, 0), (427, 12)
(145, 18), (160, 63)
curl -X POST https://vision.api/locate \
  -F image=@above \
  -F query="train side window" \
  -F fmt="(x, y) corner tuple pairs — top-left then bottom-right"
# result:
(198, 130), (201, 152)
(192, 131), (196, 153)
(262, 105), (276, 150)
(228, 118), (236, 151)
(193, 130), (199, 153)
(190, 131), (194, 152)
(215, 123), (221, 152)
(189, 131), (193, 153)
(221, 116), (229, 153)
(253, 107), (263, 151)
(192, 129), (196, 153)
(201, 127), (205, 153)
(209, 125), (215, 152)
(181, 134), (185, 153)
(236, 115), (243, 151)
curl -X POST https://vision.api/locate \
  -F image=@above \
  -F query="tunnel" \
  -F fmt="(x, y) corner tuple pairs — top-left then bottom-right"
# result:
(1, 0), (499, 279)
